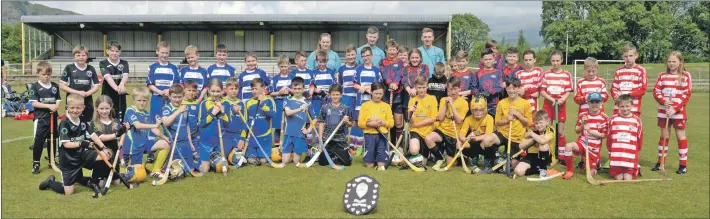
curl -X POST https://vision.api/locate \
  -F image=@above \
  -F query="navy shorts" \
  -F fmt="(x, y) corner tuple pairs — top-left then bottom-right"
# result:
(363, 134), (388, 163)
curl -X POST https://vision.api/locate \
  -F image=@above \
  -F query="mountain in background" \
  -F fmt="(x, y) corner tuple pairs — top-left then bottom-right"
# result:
(1, 1), (79, 23)
(490, 28), (545, 49)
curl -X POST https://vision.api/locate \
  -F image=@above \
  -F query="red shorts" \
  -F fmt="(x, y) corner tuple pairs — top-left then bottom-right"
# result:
(609, 166), (638, 179)
(573, 140), (600, 169)
(543, 101), (566, 122)
(657, 118), (687, 129)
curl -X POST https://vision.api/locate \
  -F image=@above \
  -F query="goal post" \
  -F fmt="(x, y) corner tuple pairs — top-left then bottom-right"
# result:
(572, 59), (624, 90)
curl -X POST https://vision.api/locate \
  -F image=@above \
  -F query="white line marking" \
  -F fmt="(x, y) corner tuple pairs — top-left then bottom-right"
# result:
(2, 136), (33, 143)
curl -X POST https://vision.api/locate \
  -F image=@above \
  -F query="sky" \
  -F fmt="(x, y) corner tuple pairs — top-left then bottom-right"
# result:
(33, 1), (543, 37)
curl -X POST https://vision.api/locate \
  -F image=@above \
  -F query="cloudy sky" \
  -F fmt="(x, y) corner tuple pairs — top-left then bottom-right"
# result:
(34, 1), (543, 37)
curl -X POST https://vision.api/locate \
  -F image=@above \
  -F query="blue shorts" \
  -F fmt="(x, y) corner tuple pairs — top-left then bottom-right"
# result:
(349, 109), (364, 148)
(199, 141), (220, 162)
(363, 134), (388, 163)
(341, 95), (356, 114)
(310, 98), (325, 119)
(174, 141), (196, 172)
(282, 136), (307, 154)
(246, 134), (272, 158)
(224, 133), (242, 154)
(122, 139), (157, 165)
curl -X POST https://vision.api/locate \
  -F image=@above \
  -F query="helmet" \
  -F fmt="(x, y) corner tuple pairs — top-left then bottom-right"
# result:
(228, 149), (244, 165)
(470, 95), (487, 110)
(125, 164), (147, 183)
(391, 154), (402, 166)
(271, 148), (282, 162)
(210, 152), (226, 173)
(168, 160), (185, 181)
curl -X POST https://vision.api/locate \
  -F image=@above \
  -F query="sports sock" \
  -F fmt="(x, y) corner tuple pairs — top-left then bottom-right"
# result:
(49, 181), (65, 194)
(539, 151), (549, 170)
(678, 139), (688, 166)
(32, 138), (45, 163)
(565, 155), (574, 172)
(151, 149), (169, 173)
(430, 145), (443, 160)
(657, 138), (667, 163)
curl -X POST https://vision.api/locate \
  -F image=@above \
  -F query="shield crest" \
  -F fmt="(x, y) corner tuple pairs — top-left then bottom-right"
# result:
(343, 174), (380, 215)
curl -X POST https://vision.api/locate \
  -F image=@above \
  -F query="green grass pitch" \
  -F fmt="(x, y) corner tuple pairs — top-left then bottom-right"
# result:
(2, 80), (708, 218)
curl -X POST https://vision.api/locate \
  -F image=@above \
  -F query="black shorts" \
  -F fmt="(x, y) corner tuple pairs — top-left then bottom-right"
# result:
(410, 132), (430, 157)
(320, 141), (352, 166)
(461, 140), (483, 157)
(60, 149), (100, 186)
(520, 153), (546, 175)
(495, 131), (521, 156)
(433, 129), (457, 157)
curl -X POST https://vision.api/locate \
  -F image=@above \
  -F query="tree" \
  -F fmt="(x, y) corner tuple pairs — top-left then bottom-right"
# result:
(1, 23), (22, 63)
(452, 29), (474, 57)
(516, 29), (531, 55)
(540, 1), (709, 63)
(451, 13), (490, 61)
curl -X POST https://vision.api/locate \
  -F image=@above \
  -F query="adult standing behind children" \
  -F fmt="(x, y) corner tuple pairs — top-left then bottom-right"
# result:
(418, 27), (446, 78)
(99, 41), (129, 118)
(307, 33), (341, 71)
(356, 26), (386, 66)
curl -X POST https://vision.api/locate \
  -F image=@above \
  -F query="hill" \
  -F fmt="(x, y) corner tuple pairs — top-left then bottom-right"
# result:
(1, 1), (79, 23)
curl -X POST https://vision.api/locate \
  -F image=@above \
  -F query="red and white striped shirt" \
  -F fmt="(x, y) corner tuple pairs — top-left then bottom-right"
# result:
(540, 69), (573, 101)
(515, 67), (542, 111)
(576, 112), (609, 155)
(607, 114), (643, 169)
(653, 71), (692, 119)
(573, 76), (609, 114)
(611, 64), (647, 114)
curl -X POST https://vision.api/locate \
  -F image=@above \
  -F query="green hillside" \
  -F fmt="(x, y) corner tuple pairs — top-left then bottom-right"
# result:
(1, 1), (78, 23)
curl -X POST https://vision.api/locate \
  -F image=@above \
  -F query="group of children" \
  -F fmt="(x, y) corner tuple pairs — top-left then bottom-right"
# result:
(30, 28), (692, 197)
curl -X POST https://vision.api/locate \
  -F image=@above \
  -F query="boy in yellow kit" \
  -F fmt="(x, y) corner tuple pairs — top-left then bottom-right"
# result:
(459, 96), (496, 173)
(480, 77), (532, 174)
(405, 76), (438, 167)
(424, 77), (468, 171)
(357, 82), (394, 170)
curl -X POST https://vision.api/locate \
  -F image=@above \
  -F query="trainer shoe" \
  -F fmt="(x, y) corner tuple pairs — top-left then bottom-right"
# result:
(32, 162), (40, 174)
(432, 160), (445, 171)
(150, 172), (164, 179)
(471, 166), (481, 174)
(479, 159), (495, 174)
(39, 175), (55, 190)
(377, 166), (386, 171)
(562, 171), (574, 180)
(539, 169), (548, 178)
(651, 162), (661, 171)
(602, 160), (611, 169)
(576, 161), (585, 170)
(676, 165), (687, 175)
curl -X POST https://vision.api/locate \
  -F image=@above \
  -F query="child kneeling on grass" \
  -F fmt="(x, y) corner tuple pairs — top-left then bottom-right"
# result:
(280, 77), (310, 167)
(513, 110), (557, 178)
(316, 84), (354, 167)
(39, 94), (113, 196)
(122, 87), (171, 179)
(479, 77), (532, 174)
(357, 82), (393, 170)
(562, 92), (608, 179)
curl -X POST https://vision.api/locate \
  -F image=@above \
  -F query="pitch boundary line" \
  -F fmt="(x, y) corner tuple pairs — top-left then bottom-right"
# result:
(2, 136), (33, 143)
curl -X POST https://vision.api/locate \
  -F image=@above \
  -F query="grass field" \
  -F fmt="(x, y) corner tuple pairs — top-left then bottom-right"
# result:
(2, 83), (709, 218)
